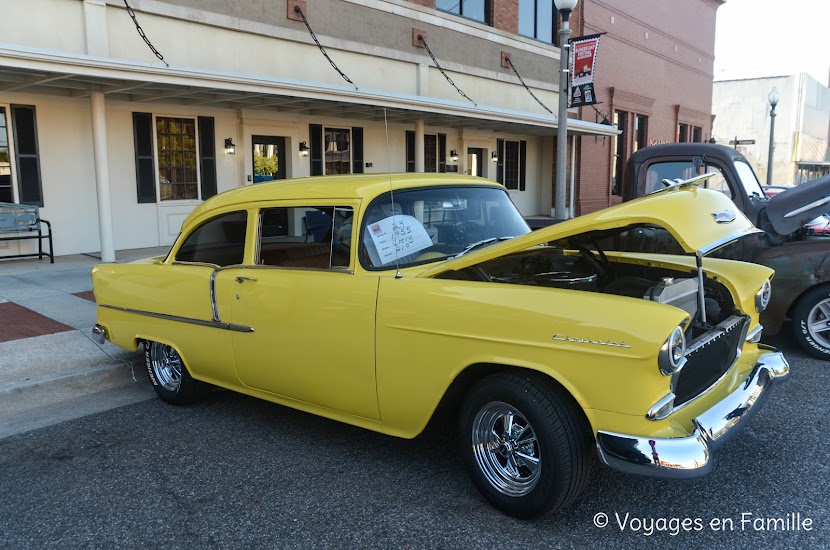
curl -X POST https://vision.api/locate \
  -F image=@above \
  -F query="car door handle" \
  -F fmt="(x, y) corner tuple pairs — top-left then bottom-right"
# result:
(235, 276), (258, 283)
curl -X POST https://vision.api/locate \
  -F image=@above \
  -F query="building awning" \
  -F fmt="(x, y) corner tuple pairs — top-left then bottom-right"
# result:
(0, 44), (619, 138)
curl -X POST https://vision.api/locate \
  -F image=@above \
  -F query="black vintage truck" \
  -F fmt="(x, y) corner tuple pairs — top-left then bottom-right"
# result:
(621, 143), (830, 360)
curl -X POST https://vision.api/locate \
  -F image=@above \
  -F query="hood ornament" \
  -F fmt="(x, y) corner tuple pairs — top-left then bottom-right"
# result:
(712, 210), (736, 224)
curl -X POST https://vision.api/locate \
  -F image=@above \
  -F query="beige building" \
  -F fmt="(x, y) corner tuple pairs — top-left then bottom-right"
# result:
(712, 73), (830, 186)
(0, 0), (616, 260)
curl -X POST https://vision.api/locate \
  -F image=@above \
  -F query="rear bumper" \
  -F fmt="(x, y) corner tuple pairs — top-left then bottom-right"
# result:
(596, 349), (789, 480)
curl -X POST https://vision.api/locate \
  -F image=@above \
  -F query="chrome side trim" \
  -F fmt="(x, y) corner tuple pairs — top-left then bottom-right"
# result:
(209, 269), (220, 322)
(746, 325), (763, 343)
(597, 350), (789, 480)
(99, 304), (254, 333)
(698, 228), (764, 256)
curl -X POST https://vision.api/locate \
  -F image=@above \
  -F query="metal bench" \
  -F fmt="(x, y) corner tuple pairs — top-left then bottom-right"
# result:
(0, 202), (54, 263)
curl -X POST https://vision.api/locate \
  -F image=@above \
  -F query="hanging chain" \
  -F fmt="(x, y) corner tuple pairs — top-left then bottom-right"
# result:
(123, 1), (169, 67)
(294, 7), (358, 90)
(418, 35), (476, 106)
(505, 57), (552, 114)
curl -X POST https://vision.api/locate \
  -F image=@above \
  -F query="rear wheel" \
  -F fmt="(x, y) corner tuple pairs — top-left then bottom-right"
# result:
(144, 341), (210, 404)
(458, 372), (592, 519)
(792, 286), (830, 360)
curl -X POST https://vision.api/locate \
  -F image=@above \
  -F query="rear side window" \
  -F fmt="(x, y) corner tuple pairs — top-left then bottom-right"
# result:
(176, 211), (248, 266)
(258, 206), (353, 269)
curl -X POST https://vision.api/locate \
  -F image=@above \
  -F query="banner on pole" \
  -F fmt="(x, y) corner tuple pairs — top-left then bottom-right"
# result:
(570, 34), (602, 107)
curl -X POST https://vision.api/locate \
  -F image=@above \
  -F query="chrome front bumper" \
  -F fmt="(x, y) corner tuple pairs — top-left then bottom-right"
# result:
(596, 348), (789, 480)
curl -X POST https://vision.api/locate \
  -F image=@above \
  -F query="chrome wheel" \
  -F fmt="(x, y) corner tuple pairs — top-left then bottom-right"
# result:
(148, 342), (183, 392)
(806, 296), (830, 349)
(471, 401), (541, 497)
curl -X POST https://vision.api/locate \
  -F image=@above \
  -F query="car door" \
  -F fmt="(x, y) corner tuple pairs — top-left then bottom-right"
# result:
(218, 202), (380, 421)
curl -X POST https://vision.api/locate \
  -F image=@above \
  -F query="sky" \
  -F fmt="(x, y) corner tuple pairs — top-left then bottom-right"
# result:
(714, 0), (830, 84)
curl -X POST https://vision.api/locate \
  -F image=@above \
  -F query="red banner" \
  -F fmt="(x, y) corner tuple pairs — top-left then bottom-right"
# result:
(570, 34), (601, 107)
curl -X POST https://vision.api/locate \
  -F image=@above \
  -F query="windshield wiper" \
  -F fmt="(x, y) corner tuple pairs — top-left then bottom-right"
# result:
(450, 236), (515, 259)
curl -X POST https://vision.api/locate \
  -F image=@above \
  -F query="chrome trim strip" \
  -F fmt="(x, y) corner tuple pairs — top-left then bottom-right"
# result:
(597, 350), (789, 480)
(698, 228), (764, 256)
(209, 269), (221, 322)
(684, 315), (745, 355)
(784, 195), (830, 218)
(746, 325), (763, 343)
(646, 392), (675, 421)
(99, 304), (254, 333)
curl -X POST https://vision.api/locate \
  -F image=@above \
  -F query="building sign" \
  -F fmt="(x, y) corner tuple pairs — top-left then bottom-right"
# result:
(570, 34), (602, 107)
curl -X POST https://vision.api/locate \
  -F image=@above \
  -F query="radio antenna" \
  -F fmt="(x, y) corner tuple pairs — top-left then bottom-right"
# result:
(383, 108), (402, 278)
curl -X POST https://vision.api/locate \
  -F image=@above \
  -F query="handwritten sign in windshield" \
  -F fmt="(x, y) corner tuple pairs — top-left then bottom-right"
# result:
(367, 215), (433, 265)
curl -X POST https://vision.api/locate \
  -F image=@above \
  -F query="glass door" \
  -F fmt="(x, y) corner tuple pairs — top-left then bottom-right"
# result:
(252, 135), (286, 183)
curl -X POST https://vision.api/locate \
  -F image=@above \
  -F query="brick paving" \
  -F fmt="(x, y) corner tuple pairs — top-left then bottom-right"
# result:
(72, 291), (96, 303)
(0, 302), (73, 343)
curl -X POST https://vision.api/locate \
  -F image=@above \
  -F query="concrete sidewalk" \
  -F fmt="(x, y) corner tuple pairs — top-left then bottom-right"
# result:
(0, 247), (169, 439)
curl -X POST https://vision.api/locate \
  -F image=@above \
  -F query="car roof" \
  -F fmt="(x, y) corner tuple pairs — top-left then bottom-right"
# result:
(189, 173), (504, 219)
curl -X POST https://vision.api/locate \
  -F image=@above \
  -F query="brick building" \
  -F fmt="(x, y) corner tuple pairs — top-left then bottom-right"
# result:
(571, 0), (723, 214)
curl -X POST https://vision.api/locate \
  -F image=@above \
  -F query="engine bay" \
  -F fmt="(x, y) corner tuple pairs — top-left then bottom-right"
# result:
(439, 246), (737, 339)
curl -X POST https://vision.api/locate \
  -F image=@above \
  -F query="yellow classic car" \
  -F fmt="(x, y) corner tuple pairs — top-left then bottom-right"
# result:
(92, 173), (789, 519)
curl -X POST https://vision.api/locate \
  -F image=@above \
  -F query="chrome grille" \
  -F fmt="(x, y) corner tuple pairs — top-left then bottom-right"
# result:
(674, 316), (748, 406)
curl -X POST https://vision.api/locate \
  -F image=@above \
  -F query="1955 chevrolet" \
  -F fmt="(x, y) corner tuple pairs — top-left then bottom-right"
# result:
(92, 173), (789, 518)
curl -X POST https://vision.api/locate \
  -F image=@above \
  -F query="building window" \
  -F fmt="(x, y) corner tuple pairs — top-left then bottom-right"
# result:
(634, 115), (648, 153)
(406, 132), (447, 173)
(437, 0), (488, 24)
(678, 123), (688, 143)
(496, 139), (527, 191)
(0, 107), (12, 203)
(10, 105), (44, 206)
(519, 0), (557, 44)
(325, 128), (351, 175)
(612, 111), (628, 195)
(157, 117), (198, 201)
(692, 126), (702, 143)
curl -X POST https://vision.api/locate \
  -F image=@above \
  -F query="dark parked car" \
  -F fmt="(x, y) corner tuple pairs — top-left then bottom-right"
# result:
(622, 143), (830, 360)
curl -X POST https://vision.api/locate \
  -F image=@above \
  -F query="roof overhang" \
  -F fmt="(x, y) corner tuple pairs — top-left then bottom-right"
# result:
(0, 44), (619, 138)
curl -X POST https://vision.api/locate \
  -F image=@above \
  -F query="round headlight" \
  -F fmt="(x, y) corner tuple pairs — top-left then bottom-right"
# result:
(658, 326), (686, 376)
(755, 279), (772, 312)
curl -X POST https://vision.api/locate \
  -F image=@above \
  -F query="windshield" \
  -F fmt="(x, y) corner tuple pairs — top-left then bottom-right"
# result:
(734, 160), (766, 199)
(361, 186), (530, 269)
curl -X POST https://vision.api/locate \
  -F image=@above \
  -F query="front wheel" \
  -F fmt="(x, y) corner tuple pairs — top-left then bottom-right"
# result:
(792, 286), (830, 360)
(458, 372), (592, 519)
(144, 341), (210, 404)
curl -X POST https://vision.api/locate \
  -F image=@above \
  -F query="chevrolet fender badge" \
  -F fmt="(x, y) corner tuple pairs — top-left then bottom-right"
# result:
(712, 210), (736, 224)
(552, 334), (631, 348)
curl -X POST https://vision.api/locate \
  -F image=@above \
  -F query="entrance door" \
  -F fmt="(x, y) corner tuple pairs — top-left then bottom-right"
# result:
(467, 148), (484, 177)
(252, 135), (286, 183)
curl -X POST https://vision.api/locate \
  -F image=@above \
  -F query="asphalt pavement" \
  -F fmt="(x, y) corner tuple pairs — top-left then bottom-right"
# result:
(0, 248), (167, 439)
(0, 331), (827, 548)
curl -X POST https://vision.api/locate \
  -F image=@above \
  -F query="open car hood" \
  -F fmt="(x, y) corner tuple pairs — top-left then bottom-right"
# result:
(418, 185), (760, 278)
(764, 173), (830, 235)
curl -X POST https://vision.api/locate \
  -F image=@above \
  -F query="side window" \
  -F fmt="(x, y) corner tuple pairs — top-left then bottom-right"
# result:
(701, 166), (731, 199)
(175, 211), (247, 266)
(258, 206), (353, 269)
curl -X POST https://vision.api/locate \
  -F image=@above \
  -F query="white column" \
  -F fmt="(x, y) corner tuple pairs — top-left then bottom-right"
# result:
(90, 89), (116, 262)
(415, 119), (425, 173)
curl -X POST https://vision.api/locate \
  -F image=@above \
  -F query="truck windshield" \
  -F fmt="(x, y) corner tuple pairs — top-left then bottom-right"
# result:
(734, 161), (766, 199)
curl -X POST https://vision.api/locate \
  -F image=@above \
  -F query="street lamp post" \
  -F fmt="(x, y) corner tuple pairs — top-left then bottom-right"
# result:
(766, 87), (779, 186)
(554, 0), (578, 221)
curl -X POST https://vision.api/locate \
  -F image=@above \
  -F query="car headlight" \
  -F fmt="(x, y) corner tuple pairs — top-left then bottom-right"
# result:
(658, 326), (686, 376)
(755, 279), (772, 312)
